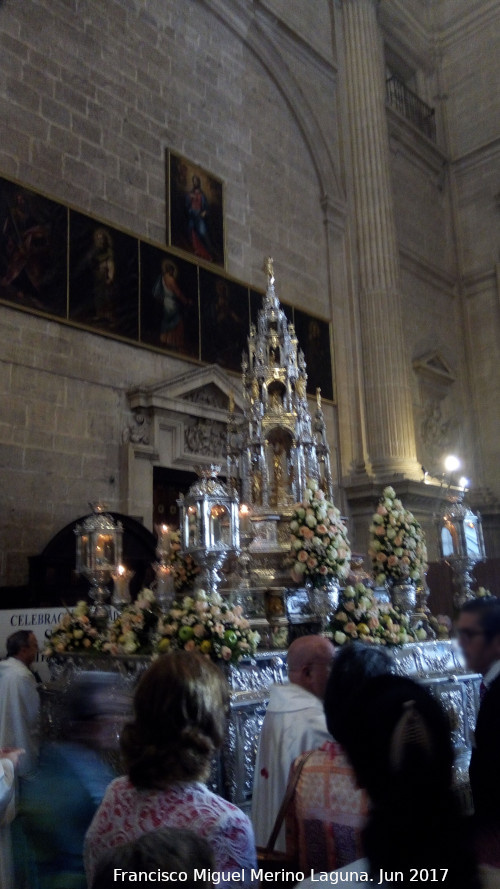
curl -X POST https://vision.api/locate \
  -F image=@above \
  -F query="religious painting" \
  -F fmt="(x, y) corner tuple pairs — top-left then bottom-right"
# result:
(0, 177), (67, 317)
(199, 268), (250, 373)
(140, 241), (199, 359)
(293, 308), (335, 401)
(167, 151), (225, 268)
(69, 210), (139, 339)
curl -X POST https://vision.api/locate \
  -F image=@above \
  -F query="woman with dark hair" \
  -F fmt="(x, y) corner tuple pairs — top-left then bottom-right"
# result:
(300, 674), (488, 888)
(84, 652), (257, 887)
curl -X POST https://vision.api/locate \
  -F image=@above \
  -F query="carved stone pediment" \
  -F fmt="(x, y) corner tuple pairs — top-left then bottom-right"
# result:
(128, 364), (244, 420)
(413, 351), (456, 390)
(124, 365), (244, 479)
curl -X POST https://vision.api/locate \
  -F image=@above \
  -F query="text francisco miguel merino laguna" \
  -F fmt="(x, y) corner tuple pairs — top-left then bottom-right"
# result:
(111, 868), (404, 884)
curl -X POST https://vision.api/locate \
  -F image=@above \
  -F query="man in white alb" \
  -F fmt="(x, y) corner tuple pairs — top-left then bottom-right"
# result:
(251, 635), (334, 851)
(0, 630), (40, 781)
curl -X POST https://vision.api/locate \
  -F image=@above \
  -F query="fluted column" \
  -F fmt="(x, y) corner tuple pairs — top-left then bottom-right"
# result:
(341, 0), (421, 479)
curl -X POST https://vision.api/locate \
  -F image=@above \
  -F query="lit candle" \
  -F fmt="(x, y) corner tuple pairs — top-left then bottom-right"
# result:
(156, 524), (171, 559)
(239, 504), (251, 536)
(111, 564), (133, 606)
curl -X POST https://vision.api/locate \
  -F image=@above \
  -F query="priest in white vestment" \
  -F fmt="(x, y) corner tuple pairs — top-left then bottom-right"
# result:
(251, 635), (334, 851)
(0, 631), (40, 781)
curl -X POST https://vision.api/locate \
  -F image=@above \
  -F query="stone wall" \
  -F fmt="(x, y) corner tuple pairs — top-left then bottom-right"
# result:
(0, 0), (340, 586)
(441, 4), (500, 521)
(0, 0), (499, 587)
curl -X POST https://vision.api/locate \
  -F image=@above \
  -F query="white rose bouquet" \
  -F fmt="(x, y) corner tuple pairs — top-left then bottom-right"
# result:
(44, 601), (103, 655)
(289, 478), (351, 583)
(368, 486), (428, 586)
(155, 589), (260, 664)
(330, 583), (420, 647)
(104, 588), (159, 655)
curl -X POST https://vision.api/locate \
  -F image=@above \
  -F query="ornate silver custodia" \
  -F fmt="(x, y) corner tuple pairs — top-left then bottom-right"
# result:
(223, 258), (336, 633)
(438, 495), (486, 608)
(74, 504), (123, 627)
(177, 465), (240, 594)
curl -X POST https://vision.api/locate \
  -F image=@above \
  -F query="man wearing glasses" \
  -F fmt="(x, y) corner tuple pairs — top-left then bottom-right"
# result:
(457, 597), (500, 825)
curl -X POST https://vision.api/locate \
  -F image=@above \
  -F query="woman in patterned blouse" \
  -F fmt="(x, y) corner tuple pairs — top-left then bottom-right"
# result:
(84, 652), (257, 887)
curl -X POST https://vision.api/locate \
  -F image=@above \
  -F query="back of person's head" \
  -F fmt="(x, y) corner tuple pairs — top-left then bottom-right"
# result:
(324, 641), (393, 743)
(91, 827), (214, 889)
(287, 634), (335, 700)
(461, 596), (500, 639)
(121, 650), (228, 789)
(6, 629), (33, 658)
(340, 674), (480, 889)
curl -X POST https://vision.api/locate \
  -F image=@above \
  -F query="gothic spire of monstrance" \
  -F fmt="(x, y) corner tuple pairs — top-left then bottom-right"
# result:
(229, 257), (334, 509)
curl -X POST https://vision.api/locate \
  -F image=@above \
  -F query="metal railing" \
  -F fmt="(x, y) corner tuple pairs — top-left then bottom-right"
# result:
(386, 74), (437, 142)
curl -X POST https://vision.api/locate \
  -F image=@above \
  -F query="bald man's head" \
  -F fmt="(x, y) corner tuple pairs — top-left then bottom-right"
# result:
(287, 635), (335, 700)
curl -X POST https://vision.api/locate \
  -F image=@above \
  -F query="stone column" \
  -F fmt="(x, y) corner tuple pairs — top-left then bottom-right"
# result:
(341, 0), (421, 479)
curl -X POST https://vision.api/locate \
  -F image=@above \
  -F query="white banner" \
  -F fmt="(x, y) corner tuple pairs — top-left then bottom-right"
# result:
(0, 607), (74, 681)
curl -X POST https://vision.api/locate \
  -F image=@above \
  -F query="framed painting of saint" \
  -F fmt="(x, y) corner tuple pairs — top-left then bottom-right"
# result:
(140, 241), (200, 360)
(167, 150), (225, 268)
(293, 308), (335, 402)
(0, 176), (67, 318)
(68, 210), (139, 340)
(199, 268), (250, 373)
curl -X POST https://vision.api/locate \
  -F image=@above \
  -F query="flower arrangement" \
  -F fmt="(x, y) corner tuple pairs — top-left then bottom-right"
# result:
(475, 587), (492, 598)
(290, 479), (351, 584)
(168, 530), (201, 592)
(44, 601), (103, 655)
(104, 588), (159, 655)
(428, 613), (452, 639)
(155, 589), (260, 664)
(330, 583), (421, 647)
(368, 486), (428, 586)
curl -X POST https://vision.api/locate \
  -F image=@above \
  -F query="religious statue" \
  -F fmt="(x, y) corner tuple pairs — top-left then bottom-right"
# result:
(263, 256), (274, 283)
(270, 441), (288, 507)
(270, 391), (282, 413)
(316, 387), (322, 409)
(295, 377), (305, 400)
(251, 378), (260, 404)
(251, 468), (263, 506)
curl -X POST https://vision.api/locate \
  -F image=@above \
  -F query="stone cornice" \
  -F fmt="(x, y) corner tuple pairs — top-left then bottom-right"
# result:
(399, 246), (456, 297)
(378, 0), (433, 73)
(387, 106), (448, 180)
(462, 266), (498, 298)
(437, 0), (500, 50)
(451, 135), (500, 174)
(343, 476), (452, 516)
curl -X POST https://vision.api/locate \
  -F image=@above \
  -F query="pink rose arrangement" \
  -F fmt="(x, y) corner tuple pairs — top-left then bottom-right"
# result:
(44, 600), (103, 655)
(155, 589), (260, 664)
(368, 486), (428, 586)
(289, 478), (351, 583)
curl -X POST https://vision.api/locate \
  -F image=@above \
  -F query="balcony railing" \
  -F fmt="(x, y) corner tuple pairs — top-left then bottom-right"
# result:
(386, 74), (437, 143)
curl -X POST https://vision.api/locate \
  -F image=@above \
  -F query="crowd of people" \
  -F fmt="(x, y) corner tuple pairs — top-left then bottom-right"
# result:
(1, 597), (500, 888)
